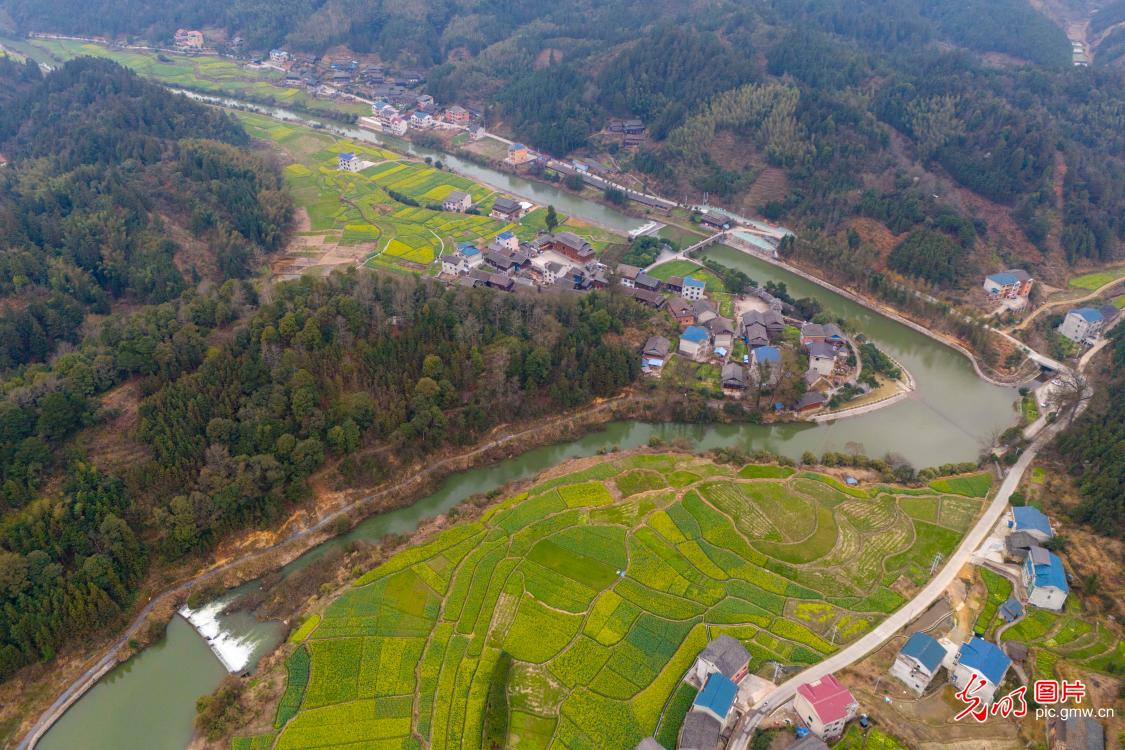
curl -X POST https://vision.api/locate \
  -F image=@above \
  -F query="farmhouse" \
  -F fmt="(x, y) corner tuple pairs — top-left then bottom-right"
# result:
(690, 635), (751, 686)
(446, 105), (470, 123)
(678, 711), (721, 750)
(744, 322), (769, 348)
(682, 276), (706, 301)
(337, 152), (361, 172)
(617, 264), (642, 288)
(950, 635), (1011, 705)
(679, 326), (711, 361)
(506, 142), (533, 164)
(668, 298), (694, 326)
(751, 346), (782, 387)
(635, 272), (662, 293)
(700, 211), (732, 231)
(490, 197), (524, 221)
(983, 269), (1033, 301)
(642, 336), (671, 373)
(1022, 546), (1069, 611)
(722, 363), (748, 391)
(547, 232), (596, 264)
(664, 276), (684, 294)
(627, 288), (667, 309)
(440, 243), (483, 275)
(795, 391), (827, 412)
(1057, 307), (1108, 345)
(174, 29), (205, 49)
(1004, 530), (1039, 562)
(890, 632), (947, 695)
(693, 672), (739, 725)
(794, 674), (858, 740)
(807, 342), (837, 378)
(543, 261), (566, 286)
(740, 310), (784, 340)
(442, 190), (471, 212)
(483, 251), (520, 274)
(495, 230), (519, 250)
(1008, 506), (1054, 543)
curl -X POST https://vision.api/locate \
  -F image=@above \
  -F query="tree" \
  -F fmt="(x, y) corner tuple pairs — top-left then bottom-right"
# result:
(545, 205), (559, 233)
(1047, 370), (1090, 425)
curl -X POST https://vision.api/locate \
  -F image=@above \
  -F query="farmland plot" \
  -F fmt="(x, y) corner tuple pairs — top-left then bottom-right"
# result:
(247, 456), (985, 749)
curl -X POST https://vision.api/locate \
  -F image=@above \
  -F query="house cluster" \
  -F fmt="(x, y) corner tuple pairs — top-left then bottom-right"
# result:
(173, 28), (205, 51)
(1057, 304), (1119, 346)
(259, 49), (429, 104)
(890, 630), (1013, 706)
(362, 94), (482, 138)
(438, 230), (609, 294)
(678, 635), (751, 749)
(607, 117), (647, 148)
(983, 269), (1034, 310)
(794, 322), (852, 413)
(1004, 506), (1070, 611)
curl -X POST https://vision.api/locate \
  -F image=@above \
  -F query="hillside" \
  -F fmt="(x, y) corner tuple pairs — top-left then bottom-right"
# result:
(2, 0), (1121, 287)
(222, 453), (993, 750)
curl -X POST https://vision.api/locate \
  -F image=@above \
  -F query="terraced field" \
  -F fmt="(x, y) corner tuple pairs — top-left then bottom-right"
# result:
(237, 455), (992, 750)
(235, 112), (623, 276)
(1001, 601), (1123, 680)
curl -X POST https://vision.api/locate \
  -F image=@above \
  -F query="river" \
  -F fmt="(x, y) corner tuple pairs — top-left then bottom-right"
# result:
(36, 101), (1021, 750)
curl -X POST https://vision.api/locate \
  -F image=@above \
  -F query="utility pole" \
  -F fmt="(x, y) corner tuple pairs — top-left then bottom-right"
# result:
(930, 552), (944, 577)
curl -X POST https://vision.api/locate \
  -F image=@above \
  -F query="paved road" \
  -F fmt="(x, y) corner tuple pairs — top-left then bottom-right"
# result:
(726, 338), (1108, 749)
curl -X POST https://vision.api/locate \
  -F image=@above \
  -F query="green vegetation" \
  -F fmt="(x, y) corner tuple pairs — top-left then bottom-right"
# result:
(928, 472), (993, 498)
(975, 569), (1013, 635)
(240, 455), (981, 749)
(1002, 605), (1123, 678)
(647, 261), (726, 292)
(836, 724), (908, 749)
(288, 615), (321, 643)
(1067, 266), (1125, 290)
(654, 682), (696, 748)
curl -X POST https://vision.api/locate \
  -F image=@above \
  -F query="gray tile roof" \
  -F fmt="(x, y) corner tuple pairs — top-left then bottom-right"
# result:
(699, 634), (749, 678)
(678, 711), (721, 750)
(644, 336), (670, 358)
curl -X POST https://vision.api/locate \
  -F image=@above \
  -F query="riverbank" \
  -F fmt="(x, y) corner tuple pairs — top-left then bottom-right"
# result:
(734, 248), (1036, 387)
(13, 393), (641, 750)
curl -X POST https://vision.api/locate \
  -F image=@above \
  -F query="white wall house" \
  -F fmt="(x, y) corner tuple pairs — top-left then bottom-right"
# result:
(890, 632), (947, 695)
(1022, 546), (1069, 611)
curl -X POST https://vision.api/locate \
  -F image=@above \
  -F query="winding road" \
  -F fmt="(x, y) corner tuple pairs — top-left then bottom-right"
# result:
(726, 336), (1110, 750)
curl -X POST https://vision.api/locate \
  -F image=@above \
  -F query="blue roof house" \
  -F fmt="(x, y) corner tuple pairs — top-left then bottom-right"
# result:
(679, 326), (712, 360)
(1009, 506), (1053, 542)
(681, 275), (707, 301)
(692, 673), (738, 725)
(999, 596), (1024, 622)
(890, 632), (947, 695)
(1022, 546), (1069, 611)
(1058, 306), (1107, 344)
(752, 345), (780, 365)
(951, 635), (1011, 704)
(337, 152), (359, 171)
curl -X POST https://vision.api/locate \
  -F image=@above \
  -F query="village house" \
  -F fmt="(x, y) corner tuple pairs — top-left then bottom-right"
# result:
(700, 211), (732, 231)
(1058, 306), (1116, 345)
(805, 370), (832, 392)
(626, 288), (666, 309)
(494, 231), (519, 251)
(440, 243), (483, 275)
(679, 326), (712, 361)
(795, 391), (827, 413)
(794, 674), (858, 741)
(174, 29), (205, 50)
(722, 363), (748, 392)
(741, 310), (784, 341)
(692, 672), (739, 726)
(664, 276), (684, 294)
(337, 152), (361, 172)
(890, 632), (947, 695)
(682, 276), (706, 301)
(642, 336), (670, 374)
(1008, 506), (1054, 543)
(269, 48), (289, 63)
(617, 264), (642, 288)
(690, 634), (751, 685)
(442, 190), (471, 212)
(546, 232), (596, 264)
(668, 298), (694, 327)
(409, 111), (434, 128)
(801, 322), (845, 349)
(950, 635), (1011, 705)
(751, 346), (782, 387)
(983, 269), (1033, 301)
(634, 272), (662, 293)
(678, 712), (722, 750)
(1004, 531), (1039, 562)
(744, 321), (769, 349)
(490, 197), (524, 222)
(1023, 546), (1069, 611)
(445, 105), (470, 124)
(506, 142), (533, 165)
(543, 261), (566, 286)
(483, 250), (521, 275)
(807, 342), (837, 378)
(1049, 715), (1106, 750)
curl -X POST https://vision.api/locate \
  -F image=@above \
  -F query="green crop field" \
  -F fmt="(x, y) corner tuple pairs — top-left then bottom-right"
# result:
(1066, 265), (1125, 290)
(647, 260), (726, 292)
(242, 453), (988, 750)
(233, 112), (623, 275)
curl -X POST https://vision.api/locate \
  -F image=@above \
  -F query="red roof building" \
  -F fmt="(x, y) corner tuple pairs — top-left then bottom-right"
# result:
(794, 674), (858, 740)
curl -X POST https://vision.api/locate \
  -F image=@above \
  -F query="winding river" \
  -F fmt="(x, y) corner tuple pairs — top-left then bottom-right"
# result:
(36, 101), (1022, 750)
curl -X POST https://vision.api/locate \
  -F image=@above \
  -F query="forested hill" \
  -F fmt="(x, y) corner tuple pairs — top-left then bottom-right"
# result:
(0, 57), (290, 371)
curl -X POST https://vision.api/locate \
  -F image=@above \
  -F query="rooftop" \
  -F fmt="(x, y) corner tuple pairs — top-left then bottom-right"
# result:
(899, 632), (946, 672)
(1012, 506), (1053, 537)
(1027, 546), (1069, 593)
(681, 326), (710, 344)
(796, 674), (856, 724)
(683, 275), (706, 288)
(694, 673), (738, 719)
(1070, 307), (1105, 323)
(678, 711), (721, 750)
(754, 346), (781, 363)
(497, 230), (516, 240)
(807, 342), (836, 360)
(958, 635), (1011, 685)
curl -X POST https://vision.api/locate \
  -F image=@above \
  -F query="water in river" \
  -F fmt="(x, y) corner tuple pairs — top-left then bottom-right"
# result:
(37, 100), (1021, 750)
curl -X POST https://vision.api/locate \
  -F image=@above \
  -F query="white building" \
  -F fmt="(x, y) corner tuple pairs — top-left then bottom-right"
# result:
(440, 244), (483, 275)
(950, 635), (1011, 706)
(682, 276), (706, 301)
(794, 674), (858, 741)
(678, 326), (711, 361)
(1057, 307), (1107, 345)
(1023, 546), (1069, 611)
(890, 632), (946, 695)
(442, 190), (471, 212)
(337, 152), (360, 172)
(689, 635), (750, 686)
(807, 342), (836, 377)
